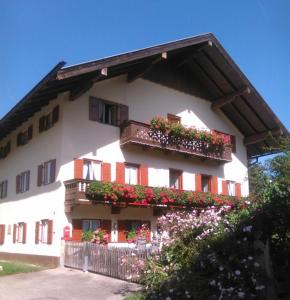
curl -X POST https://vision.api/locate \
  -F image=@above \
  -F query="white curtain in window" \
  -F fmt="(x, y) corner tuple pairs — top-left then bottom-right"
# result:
(227, 181), (235, 196)
(83, 161), (101, 180)
(92, 162), (101, 180)
(83, 161), (90, 180)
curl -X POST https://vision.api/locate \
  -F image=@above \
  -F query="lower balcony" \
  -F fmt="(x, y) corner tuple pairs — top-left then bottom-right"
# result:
(64, 179), (244, 213)
(120, 121), (232, 163)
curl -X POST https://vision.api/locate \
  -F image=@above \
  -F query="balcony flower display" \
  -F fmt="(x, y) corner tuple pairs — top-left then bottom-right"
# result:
(87, 181), (247, 210)
(150, 116), (231, 147)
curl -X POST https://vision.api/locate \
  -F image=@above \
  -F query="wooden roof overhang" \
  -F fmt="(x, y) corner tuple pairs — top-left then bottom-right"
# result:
(0, 33), (288, 159)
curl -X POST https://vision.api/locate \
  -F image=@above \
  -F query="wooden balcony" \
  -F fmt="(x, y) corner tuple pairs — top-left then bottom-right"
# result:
(64, 179), (93, 213)
(120, 121), (232, 162)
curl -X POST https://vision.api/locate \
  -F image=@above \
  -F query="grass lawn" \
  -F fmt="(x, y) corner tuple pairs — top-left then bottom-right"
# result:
(0, 260), (45, 276)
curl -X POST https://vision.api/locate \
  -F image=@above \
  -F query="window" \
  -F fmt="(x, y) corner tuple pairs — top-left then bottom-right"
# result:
(83, 160), (101, 180)
(169, 169), (182, 189)
(89, 97), (128, 127)
(13, 222), (26, 243)
(16, 171), (30, 193)
(82, 220), (101, 232)
(35, 220), (53, 244)
(37, 159), (56, 186)
(118, 220), (151, 242)
(227, 181), (235, 196)
(0, 141), (11, 160)
(39, 106), (59, 133)
(72, 219), (111, 241)
(125, 164), (139, 185)
(17, 125), (33, 146)
(167, 113), (181, 124)
(201, 175), (211, 193)
(0, 180), (8, 199)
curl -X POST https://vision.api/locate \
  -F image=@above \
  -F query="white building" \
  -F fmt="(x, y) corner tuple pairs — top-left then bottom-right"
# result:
(0, 34), (287, 266)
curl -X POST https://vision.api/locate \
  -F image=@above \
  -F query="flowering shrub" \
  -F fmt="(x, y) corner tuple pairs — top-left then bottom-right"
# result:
(91, 228), (110, 244)
(87, 181), (247, 209)
(150, 116), (231, 146)
(142, 206), (267, 300)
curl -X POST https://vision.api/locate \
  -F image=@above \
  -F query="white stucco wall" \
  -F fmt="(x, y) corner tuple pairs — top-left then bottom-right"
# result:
(0, 74), (249, 258)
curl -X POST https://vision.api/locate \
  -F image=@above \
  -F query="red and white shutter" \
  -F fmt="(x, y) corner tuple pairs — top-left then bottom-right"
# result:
(116, 162), (125, 184)
(101, 163), (111, 182)
(74, 159), (84, 179)
(140, 165), (148, 186)
(195, 174), (202, 192)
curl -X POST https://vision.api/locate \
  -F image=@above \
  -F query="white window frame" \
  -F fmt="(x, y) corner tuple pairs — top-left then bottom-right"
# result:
(227, 181), (236, 196)
(125, 164), (139, 185)
(201, 175), (211, 193)
(169, 170), (182, 189)
(83, 160), (102, 181)
(19, 171), (29, 193)
(16, 223), (24, 243)
(39, 220), (48, 243)
(43, 161), (53, 185)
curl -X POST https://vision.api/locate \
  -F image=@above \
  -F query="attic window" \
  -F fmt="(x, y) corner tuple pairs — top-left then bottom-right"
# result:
(39, 106), (59, 133)
(0, 141), (11, 160)
(89, 97), (128, 127)
(17, 125), (33, 146)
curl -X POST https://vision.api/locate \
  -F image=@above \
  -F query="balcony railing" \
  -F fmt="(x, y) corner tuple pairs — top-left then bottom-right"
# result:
(64, 178), (245, 214)
(120, 121), (232, 162)
(64, 179), (93, 212)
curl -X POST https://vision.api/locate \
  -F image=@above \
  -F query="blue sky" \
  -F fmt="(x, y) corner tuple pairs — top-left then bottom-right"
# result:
(0, 0), (289, 130)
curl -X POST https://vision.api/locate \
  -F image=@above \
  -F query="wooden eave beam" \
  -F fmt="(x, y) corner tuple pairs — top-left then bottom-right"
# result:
(127, 52), (167, 83)
(211, 87), (251, 110)
(244, 128), (283, 146)
(176, 41), (213, 68)
(69, 68), (108, 101)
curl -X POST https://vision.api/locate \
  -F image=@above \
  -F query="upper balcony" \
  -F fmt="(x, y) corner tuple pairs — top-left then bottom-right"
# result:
(120, 120), (232, 163)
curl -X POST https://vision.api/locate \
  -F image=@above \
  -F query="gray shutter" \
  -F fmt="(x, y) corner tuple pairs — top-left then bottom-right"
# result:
(89, 97), (100, 121)
(119, 104), (129, 126)
(26, 171), (30, 191)
(28, 125), (33, 140)
(39, 116), (45, 132)
(37, 165), (43, 186)
(52, 106), (59, 124)
(16, 175), (20, 193)
(50, 159), (56, 183)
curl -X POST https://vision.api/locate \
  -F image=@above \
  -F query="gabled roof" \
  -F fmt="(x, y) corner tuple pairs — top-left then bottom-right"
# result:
(0, 33), (288, 158)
